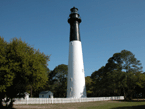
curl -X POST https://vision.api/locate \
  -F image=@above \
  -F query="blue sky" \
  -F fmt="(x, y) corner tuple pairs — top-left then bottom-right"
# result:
(0, 0), (145, 76)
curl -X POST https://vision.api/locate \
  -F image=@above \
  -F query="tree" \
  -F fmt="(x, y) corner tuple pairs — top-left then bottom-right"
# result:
(0, 36), (15, 108)
(32, 67), (51, 97)
(134, 72), (145, 99)
(108, 50), (143, 100)
(0, 37), (50, 108)
(49, 64), (68, 97)
(85, 76), (93, 97)
(91, 50), (143, 100)
(91, 66), (106, 97)
(120, 50), (143, 73)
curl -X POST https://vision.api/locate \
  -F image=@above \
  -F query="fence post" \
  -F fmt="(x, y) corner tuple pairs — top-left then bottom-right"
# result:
(51, 98), (53, 104)
(26, 98), (28, 105)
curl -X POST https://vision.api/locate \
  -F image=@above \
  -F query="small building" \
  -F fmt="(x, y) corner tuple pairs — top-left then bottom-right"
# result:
(39, 91), (53, 98)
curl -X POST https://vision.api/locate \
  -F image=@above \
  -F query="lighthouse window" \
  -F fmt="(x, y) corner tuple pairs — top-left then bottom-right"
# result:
(70, 78), (73, 81)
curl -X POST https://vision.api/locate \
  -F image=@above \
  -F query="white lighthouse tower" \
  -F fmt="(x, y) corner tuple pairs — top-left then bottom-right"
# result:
(67, 7), (87, 98)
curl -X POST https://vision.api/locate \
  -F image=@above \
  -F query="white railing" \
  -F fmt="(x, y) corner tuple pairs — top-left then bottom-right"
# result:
(12, 96), (124, 104)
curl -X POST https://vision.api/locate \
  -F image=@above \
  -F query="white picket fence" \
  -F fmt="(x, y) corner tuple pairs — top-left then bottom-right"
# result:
(13, 96), (124, 104)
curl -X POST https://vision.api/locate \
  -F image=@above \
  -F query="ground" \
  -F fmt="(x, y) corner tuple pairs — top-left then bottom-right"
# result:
(13, 99), (145, 109)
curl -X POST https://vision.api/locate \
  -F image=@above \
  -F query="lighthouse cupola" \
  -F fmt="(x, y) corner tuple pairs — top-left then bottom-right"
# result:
(68, 7), (81, 42)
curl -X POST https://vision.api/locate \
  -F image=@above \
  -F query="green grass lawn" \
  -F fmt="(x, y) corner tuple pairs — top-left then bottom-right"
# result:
(13, 99), (145, 109)
(79, 100), (145, 109)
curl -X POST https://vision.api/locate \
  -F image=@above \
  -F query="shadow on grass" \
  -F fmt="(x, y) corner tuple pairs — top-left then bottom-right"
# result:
(111, 99), (145, 109)
(115, 99), (145, 102)
(0, 107), (16, 109)
(111, 105), (145, 109)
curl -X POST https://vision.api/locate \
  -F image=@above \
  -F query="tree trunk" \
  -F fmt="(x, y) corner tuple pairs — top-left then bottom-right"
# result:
(123, 88), (126, 100)
(31, 86), (32, 97)
(8, 97), (14, 109)
(5, 97), (9, 108)
(0, 98), (3, 109)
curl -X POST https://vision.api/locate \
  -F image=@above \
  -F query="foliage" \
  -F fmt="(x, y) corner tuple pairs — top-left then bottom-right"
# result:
(0, 37), (14, 94)
(91, 50), (144, 100)
(0, 37), (50, 108)
(32, 67), (51, 97)
(85, 76), (93, 97)
(48, 64), (68, 97)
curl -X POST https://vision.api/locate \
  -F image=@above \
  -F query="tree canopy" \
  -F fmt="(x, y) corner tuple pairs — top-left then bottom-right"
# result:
(91, 50), (144, 100)
(0, 37), (50, 108)
(48, 64), (68, 97)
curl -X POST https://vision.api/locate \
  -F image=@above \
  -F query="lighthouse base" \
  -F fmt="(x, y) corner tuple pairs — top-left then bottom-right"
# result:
(67, 41), (87, 98)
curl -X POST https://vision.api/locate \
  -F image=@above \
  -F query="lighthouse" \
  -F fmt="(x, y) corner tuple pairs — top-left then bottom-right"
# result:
(67, 7), (87, 98)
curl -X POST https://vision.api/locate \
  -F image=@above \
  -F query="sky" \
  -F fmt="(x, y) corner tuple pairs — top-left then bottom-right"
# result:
(0, 0), (145, 77)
